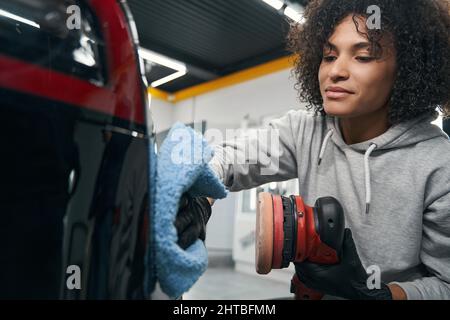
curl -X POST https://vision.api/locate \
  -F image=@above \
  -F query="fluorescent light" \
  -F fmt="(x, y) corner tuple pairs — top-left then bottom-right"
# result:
(139, 47), (187, 88)
(260, 1), (306, 24)
(151, 70), (186, 88)
(0, 9), (40, 29)
(139, 47), (186, 72)
(284, 6), (305, 23)
(261, 0), (284, 10)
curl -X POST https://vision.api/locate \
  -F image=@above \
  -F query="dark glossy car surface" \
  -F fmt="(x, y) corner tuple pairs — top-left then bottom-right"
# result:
(0, 0), (155, 299)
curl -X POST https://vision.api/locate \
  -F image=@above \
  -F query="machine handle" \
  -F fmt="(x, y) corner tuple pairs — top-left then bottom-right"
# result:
(290, 274), (323, 300)
(291, 197), (345, 300)
(314, 197), (345, 257)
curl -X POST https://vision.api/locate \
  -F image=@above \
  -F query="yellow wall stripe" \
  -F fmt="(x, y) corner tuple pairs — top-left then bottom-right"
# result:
(147, 55), (295, 103)
(148, 87), (170, 101)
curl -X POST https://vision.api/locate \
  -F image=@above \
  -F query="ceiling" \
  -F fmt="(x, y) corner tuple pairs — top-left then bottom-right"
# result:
(127, 0), (309, 93)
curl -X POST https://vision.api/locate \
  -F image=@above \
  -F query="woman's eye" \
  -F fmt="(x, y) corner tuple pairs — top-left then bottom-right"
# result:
(323, 56), (336, 62)
(356, 56), (375, 62)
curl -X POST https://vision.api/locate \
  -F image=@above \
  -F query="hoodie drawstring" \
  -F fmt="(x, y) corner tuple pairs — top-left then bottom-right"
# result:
(318, 129), (334, 166)
(364, 143), (377, 214)
(318, 129), (377, 214)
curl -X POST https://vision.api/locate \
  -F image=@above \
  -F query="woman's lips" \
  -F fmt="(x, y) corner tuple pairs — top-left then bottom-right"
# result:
(325, 87), (353, 99)
(325, 91), (353, 99)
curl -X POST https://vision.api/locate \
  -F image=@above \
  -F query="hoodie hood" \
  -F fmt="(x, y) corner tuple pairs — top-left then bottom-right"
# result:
(318, 112), (448, 213)
(326, 113), (447, 152)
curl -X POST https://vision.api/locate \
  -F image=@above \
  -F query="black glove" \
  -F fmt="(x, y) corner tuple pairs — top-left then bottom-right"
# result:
(174, 195), (212, 250)
(294, 229), (392, 300)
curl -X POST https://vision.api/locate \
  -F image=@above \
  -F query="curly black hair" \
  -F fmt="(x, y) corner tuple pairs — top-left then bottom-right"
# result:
(288, 0), (450, 124)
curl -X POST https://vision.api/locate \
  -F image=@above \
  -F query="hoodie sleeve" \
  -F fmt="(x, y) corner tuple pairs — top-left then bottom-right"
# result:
(208, 110), (301, 192)
(392, 178), (450, 299)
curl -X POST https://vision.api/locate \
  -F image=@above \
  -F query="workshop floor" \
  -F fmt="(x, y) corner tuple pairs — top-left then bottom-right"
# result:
(183, 267), (293, 300)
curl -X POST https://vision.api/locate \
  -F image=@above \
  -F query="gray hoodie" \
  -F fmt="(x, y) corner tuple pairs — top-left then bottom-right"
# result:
(209, 109), (450, 300)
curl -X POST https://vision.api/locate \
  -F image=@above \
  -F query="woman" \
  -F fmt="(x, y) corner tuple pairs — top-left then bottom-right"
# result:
(176, 0), (450, 300)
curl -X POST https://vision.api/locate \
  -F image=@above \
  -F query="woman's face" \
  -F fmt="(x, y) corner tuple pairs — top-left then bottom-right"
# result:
(318, 15), (397, 119)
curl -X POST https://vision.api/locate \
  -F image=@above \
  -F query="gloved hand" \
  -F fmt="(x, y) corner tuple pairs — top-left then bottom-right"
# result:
(174, 195), (212, 250)
(294, 229), (392, 300)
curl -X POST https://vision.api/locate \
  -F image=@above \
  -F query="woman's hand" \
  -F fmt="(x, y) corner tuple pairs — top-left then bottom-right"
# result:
(294, 229), (393, 300)
(174, 195), (212, 249)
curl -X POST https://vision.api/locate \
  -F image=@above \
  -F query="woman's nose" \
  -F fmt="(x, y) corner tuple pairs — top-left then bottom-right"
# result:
(329, 57), (350, 81)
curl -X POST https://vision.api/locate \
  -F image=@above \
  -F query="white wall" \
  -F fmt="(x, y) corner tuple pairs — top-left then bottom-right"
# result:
(150, 68), (303, 132)
(176, 69), (302, 129)
(149, 97), (174, 133)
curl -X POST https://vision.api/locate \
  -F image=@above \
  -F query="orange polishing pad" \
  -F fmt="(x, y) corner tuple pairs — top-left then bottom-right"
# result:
(255, 192), (274, 274)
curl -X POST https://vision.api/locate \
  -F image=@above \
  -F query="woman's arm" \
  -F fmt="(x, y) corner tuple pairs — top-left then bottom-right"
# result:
(209, 110), (305, 192)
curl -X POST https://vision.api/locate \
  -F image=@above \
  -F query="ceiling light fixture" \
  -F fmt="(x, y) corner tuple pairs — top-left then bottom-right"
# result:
(260, 0), (306, 24)
(284, 6), (305, 23)
(261, 0), (284, 11)
(150, 70), (186, 88)
(138, 47), (187, 88)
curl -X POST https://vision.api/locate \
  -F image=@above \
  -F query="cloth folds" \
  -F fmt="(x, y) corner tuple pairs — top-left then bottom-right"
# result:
(152, 122), (227, 299)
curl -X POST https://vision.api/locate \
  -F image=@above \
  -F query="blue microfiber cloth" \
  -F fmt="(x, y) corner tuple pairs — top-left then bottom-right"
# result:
(152, 122), (228, 299)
